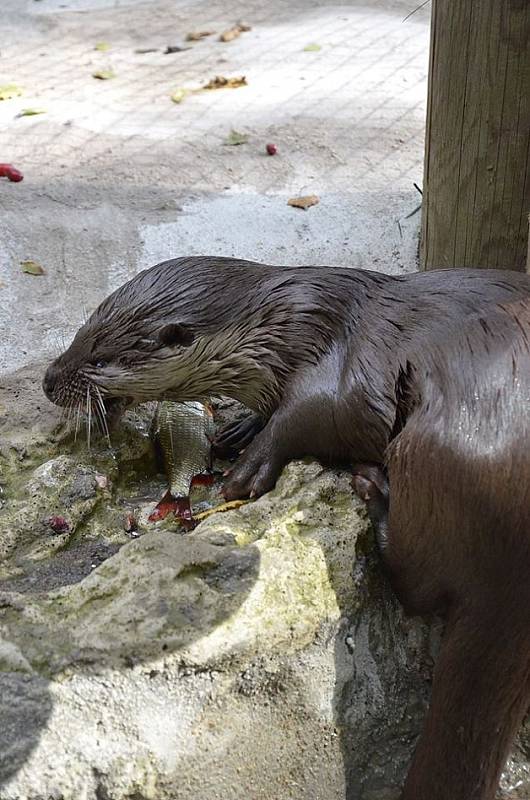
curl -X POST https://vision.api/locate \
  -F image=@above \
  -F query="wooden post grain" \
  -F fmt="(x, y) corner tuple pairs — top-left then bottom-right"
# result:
(421, 0), (530, 271)
(527, 213), (530, 272)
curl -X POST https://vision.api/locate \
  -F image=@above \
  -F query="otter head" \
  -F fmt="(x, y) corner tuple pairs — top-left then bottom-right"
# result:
(42, 298), (199, 427)
(42, 256), (320, 434)
(42, 305), (277, 423)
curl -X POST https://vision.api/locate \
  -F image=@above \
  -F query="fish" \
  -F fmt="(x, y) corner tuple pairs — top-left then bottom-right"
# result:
(149, 401), (215, 523)
(156, 401), (214, 497)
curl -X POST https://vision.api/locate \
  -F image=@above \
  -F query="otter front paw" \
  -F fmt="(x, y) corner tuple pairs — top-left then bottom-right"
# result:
(212, 413), (264, 458)
(222, 448), (281, 501)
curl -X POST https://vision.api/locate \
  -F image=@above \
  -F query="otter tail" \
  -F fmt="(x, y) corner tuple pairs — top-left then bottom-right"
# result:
(402, 600), (530, 800)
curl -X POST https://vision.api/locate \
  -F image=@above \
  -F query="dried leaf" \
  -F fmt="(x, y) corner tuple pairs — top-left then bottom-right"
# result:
(164, 45), (190, 54)
(303, 43), (321, 52)
(17, 108), (46, 117)
(92, 70), (115, 80)
(219, 23), (251, 42)
(123, 513), (137, 533)
(194, 499), (249, 521)
(186, 30), (215, 41)
(94, 42), (110, 51)
(223, 128), (249, 145)
(170, 88), (188, 104)
(20, 259), (45, 275)
(287, 194), (320, 210)
(203, 75), (247, 90)
(95, 474), (109, 490)
(219, 28), (241, 42)
(0, 84), (23, 101)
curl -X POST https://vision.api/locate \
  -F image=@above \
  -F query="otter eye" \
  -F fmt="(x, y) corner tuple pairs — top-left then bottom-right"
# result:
(158, 322), (195, 348)
(94, 360), (107, 369)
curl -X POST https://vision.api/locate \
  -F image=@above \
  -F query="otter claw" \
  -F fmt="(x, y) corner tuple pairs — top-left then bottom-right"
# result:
(351, 464), (390, 552)
(223, 456), (280, 501)
(213, 414), (264, 458)
(351, 463), (389, 501)
(351, 475), (373, 502)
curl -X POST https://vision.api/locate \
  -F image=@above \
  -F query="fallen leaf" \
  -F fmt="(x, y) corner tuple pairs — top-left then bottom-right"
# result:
(123, 513), (137, 533)
(164, 45), (190, 54)
(92, 69), (115, 80)
(94, 41), (110, 51)
(186, 30), (215, 41)
(219, 23), (252, 42)
(287, 194), (320, 210)
(20, 260), (46, 275)
(0, 84), (23, 101)
(303, 43), (322, 52)
(170, 88), (188, 104)
(219, 28), (241, 42)
(223, 128), (249, 145)
(194, 499), (250, 521)
(135, 47), (159, 54)
(95, 474), (109, 490)
(17, 107), (46, 117)
(203, 75), (247, 90)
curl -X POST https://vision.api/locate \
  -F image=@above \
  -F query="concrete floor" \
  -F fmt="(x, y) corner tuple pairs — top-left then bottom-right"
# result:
(0, 0), (430, 375)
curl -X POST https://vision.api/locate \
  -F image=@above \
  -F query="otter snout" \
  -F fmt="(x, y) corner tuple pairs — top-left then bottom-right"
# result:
(42, 363), (60, 402)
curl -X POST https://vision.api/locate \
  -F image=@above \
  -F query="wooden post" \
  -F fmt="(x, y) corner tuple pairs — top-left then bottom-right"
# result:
(527, 214), (530, 272)
(421, 0), (530, 271)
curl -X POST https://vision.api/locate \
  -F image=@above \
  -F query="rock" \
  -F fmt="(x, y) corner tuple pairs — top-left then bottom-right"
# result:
(1, 462), (358, 670)
(1, 454), (102, 563)
(0, 367), (528, 800)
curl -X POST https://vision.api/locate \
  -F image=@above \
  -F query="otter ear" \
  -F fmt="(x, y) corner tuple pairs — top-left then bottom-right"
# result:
(158, 322), (195, 348)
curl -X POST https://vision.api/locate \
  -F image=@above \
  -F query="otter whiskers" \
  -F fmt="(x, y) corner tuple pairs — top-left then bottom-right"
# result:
(94, 385), (111, 447)
(56, 379), (111, 449)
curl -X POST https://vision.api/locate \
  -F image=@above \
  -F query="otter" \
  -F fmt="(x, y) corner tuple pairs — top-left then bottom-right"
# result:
(42, 256), (530, 800)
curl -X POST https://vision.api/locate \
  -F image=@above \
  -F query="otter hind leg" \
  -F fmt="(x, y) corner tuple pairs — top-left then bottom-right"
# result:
(351, 463), (389, 552)
(212, 413), (264, 458)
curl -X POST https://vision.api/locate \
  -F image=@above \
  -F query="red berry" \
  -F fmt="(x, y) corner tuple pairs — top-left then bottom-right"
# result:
(266, 143), (277, 156)
(48, 515), (70, 534)
(7, 168), (23, 182)
(0, 163), (23, 182)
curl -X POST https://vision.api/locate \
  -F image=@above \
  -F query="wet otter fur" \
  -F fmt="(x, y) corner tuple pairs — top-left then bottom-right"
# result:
(43, 256), (530, 800)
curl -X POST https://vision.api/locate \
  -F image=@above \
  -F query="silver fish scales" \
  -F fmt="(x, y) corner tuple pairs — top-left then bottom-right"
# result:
(155, 401), (214, 498)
